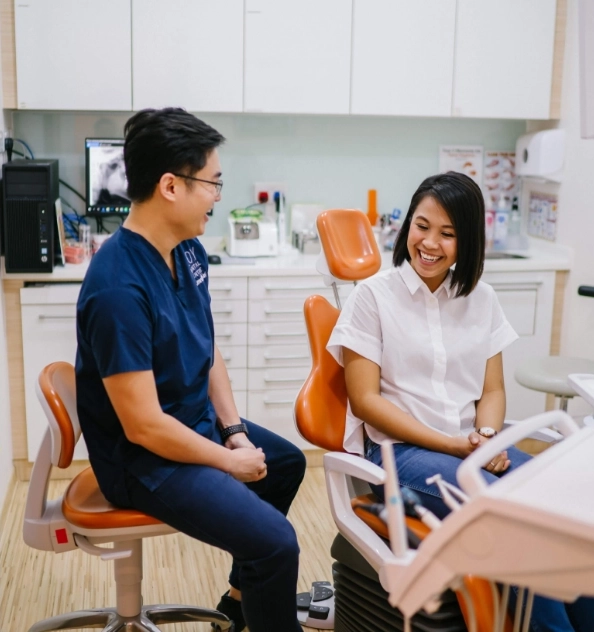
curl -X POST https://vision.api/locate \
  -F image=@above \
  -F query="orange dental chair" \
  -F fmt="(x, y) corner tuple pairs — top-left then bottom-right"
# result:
(294, 209), (513, 632)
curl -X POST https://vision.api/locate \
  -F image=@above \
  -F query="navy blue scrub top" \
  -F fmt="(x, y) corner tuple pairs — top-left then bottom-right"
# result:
(75, 227), (217, 499)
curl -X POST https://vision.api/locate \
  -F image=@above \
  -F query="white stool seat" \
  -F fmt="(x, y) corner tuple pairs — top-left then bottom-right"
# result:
(515, 356), (594, 398)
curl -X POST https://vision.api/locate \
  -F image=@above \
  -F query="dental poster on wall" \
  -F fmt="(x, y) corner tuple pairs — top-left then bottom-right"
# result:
(439, 145), (483, 188)
(527, 191), (559, 242)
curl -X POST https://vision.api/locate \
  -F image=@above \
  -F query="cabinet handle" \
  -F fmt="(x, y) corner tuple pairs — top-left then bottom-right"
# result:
(210, 285), (233, 293)
(264, 331), (304, 338)
(221, 353), (232, 361)
(215, 332), (233, 339)
(264, 376), (304, 383)
(488, 282), (542, 291)
(38, 314), (75, 320)
(263, 398), (294, 406)
(212, 308), (234, 314)
(264, 284), (323, 292)
(263, 353), (310, 361)
(263, 308), (302, 315)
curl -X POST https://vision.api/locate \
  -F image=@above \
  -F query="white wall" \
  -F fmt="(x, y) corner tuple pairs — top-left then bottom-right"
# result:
(554, 0), (594, 417)
(0, 34), (15, 513)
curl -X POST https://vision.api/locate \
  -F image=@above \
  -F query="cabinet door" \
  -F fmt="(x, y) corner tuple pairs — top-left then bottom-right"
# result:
(244, 0), (352, 114)
(14, 0), (131, 110)
(132, 0), (243, 112)
(21, 303), (87, 461)
(351, 0), (456, 116)
(453, 0), (557, 119)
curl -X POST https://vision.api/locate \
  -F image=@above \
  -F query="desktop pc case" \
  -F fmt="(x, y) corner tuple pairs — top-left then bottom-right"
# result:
(2, 159), (59, 273)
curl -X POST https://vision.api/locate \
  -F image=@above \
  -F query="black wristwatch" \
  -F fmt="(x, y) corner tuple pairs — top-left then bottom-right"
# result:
(220, 423), (249, 441)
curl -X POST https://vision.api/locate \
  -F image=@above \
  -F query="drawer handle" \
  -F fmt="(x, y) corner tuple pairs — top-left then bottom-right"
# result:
(212, 308), (234, 314)
(263, 398), (294, 405)
(264, 331), (304, 338)
(264, 377), (304, 383)
(38, 314), (75, 320)
(489, 282), (542, 291)
(215, 332), (233, 339)
(263, 308), (303, 315)
(210, 286), (233, 292)
(263, 353), (310, 361)
(264, 284), (323, 291)
(221, 353), (232, 361)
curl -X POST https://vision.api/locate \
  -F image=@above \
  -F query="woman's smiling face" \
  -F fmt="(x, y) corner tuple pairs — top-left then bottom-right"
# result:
(407, 195), (458, 293)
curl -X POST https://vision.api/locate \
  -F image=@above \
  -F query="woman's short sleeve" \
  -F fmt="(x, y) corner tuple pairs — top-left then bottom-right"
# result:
(327, 283), (383, 367)
(488, 286), (519, 358)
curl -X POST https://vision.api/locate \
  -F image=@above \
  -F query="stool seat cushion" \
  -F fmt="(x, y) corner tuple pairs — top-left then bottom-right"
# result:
(62, 466), (162, 530)
(515, 356), (594, 397)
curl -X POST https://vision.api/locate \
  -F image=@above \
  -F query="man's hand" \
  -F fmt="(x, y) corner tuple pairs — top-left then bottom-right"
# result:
(227, 447), (267, 482)
(224, 432), (256, 451)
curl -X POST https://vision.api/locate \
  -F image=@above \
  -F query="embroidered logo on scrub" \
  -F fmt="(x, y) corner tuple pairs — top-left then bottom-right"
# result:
(184, 246), (207, 287)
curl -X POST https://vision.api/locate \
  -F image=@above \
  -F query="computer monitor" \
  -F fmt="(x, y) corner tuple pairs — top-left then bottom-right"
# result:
(85, 138), (131, 216)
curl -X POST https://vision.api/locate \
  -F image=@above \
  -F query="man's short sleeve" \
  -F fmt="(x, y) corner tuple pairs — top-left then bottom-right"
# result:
(80, 287), (153, 378)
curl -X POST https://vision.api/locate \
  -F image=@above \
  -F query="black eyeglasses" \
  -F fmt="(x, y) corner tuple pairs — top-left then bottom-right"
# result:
(172, 173), (223, 195)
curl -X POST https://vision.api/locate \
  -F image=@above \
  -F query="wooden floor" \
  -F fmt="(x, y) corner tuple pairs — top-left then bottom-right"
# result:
(0, 467), (337, 632)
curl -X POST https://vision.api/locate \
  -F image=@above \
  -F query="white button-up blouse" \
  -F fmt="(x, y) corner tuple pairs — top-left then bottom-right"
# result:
(327, 260), (518, 456)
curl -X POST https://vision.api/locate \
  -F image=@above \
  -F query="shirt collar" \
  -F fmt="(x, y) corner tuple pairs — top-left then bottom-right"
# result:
(397, 259), (454, 298)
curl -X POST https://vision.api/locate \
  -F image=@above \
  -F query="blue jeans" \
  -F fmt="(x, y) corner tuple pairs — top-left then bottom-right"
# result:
(366, 441), (594, 632)
(111, 419), (306, 632)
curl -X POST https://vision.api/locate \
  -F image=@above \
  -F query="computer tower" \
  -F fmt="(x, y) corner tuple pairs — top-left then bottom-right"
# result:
(2, 159), (59, 273)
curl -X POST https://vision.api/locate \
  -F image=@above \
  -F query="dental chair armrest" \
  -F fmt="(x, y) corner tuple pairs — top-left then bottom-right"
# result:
(503, 419), (563, 443)
(459, 410), (579, 498)
(324, 452), (399, 579)
(324, 452), (386, 485)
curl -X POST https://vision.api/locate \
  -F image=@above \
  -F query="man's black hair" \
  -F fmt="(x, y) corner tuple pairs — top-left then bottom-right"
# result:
(123, 107), (225, 203)
(392, 171), (485, 297)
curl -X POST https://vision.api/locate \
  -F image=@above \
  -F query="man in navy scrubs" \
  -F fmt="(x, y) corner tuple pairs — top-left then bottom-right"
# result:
(75, 108), (306, 632)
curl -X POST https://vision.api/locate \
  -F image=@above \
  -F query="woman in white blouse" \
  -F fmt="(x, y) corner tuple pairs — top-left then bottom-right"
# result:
(327, 171), (593, 631)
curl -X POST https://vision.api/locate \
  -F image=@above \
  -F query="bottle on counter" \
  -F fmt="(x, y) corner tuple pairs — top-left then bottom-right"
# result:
(493, 194), (509, 251)
(367, 189), (378, 227)
(485, 195), (496, 251)
(506, 196), (523, 250)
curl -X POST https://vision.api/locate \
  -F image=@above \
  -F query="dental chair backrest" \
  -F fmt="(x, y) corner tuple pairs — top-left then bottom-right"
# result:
(295, 209), (382, 449)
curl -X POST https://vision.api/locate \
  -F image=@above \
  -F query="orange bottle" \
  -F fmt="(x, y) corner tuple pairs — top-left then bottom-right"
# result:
(367, 189), (378, 227)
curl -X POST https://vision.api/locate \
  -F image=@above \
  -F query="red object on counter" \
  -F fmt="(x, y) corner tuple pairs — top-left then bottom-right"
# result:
(367, 189), (378, 227)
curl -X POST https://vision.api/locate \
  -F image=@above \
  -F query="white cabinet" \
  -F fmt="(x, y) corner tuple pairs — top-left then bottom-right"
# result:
(132, 0), (244, 112)
(452, 0), (558, 119)
(351, 0), (456, 117)
(244, 0), (352, 114)
(21, 284), (84, 461)
(14, 0), (131, 111)
(484, 270), (556, 421)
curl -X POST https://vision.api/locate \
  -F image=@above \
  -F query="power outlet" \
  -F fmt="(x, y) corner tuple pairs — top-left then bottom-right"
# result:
(254, 181), (287, 206)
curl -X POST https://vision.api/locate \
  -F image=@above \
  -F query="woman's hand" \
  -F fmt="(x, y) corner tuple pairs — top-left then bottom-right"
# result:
(447, 434), (481, 459)
(469, 432), (511, 474)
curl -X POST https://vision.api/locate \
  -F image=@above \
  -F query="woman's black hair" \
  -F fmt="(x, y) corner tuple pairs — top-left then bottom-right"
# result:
(123, 107), (225, 203)
(392, 171), (485, 297)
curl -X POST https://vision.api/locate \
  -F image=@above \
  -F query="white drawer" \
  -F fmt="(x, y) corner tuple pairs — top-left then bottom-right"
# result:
(218, 345), (247, 369)
(21, 283), (81, 305)
(209, 277), (248, 300)
(248, 366), (309, 391)
(249, 298), (306, 323)
(228, 368), (247, 392)
(249, 276), (329, 299)
(247, 389), (313, 450)
(248, 344), (311, 368)
(211, 299), (247, 324)
(490, 283), (538, 336)
(248, 321), (308, 346)
(214, 323), (247, 346)
(249, 276), (353, 301)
